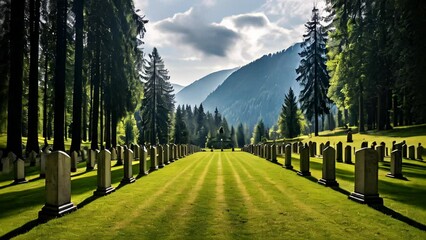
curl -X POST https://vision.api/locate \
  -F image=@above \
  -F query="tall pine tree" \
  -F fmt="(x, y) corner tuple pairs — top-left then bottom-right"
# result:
(278, 88), (301, 138)
(296, 6), (331, 136)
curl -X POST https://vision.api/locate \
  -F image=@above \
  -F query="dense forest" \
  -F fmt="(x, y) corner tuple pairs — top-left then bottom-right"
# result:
(0, 0), (425, 155)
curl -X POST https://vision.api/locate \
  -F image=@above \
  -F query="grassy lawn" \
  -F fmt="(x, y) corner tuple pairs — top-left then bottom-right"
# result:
(1, 151), (425, 239)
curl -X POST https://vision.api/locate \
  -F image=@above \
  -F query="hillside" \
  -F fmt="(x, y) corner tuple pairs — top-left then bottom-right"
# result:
(175, 68), (239, 107)
(203, 43), (302, 129)
(171, 83), (185, 95)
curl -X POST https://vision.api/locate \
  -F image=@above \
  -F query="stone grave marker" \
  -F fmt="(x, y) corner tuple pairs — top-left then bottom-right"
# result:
(116, 146), (123, 166)
(111, 147), (117, 160)
(417, 143), (424, 160)
(121, 149), (136, 184)
(292, 143), (297, 154)
(409, 145), (415, 160)
(318, 146), (338, 187)
(29, 150), (38, 167)
(14, 157), (27, 184)
(345, 145), (352, 164)
(86, 149), (96, 171)
(94, 150), (115, 196)
(386, 149), (405, 179)
(347, 131), (353, 142)
(40, 148), (50, 178)
(297, 144), (311, 176)
(139, 145), (148, 175)
(70, 151), (78, 172)
(284, 144), (293, 169)
(174, 144), (179, 160)
(150, 146), (158, 171)
(169, 144), (175, 162)
(38, 151), (76, 220)
(158, 145), (165, 168)
(319, 143), (325, 156)
(402, 143), (408, 159)
(134, 144), (140, 160)
(361, 141), (368, 148)
(1, 154), (12, 174)
(271, 144), (277, 163)
(349, 148), (383, 205)
(165, 144), (170, 165)
(336, 142), (343, 162)
(376, 145), (384, 162)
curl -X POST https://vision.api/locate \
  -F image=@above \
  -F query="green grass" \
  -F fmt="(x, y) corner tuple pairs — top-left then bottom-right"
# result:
(1, 150), (426, 239)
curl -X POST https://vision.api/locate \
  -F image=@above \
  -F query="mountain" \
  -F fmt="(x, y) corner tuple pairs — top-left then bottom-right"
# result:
(175, 67), (239, 107)
(202, 43), (302, 130)
(171, 83), (185, 95)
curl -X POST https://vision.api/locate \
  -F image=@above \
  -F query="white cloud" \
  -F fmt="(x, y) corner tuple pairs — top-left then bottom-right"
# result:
(202, 0), (216, 7)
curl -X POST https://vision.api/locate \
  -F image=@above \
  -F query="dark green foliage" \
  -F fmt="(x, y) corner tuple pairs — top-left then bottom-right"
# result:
(141, 47), (174, 145)
(173, 105), (188, 144)
(278, 88), (301, 138)
(252, 119), (265, 144)
(296, 6), (331, 137)
(236, 123), (245, 147)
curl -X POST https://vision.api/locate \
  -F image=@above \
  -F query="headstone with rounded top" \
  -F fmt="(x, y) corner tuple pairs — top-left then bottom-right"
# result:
(284, 144), (293, 169)
(318, 146), (339, 187)
(86, 150), (96, 171)
(70, 151), (78, 172)
(150, 146), (158, 171)
(298, 142), (303, 154)
(409, 145), (415, 160)
(14, 157), (27, 184)
(361, 141), (368, 148)
(121, 149), (135, 184)
(158, 145), (164, 168)
(133, 144), (140, 160)
(174, 144), (179, 160)
(292, 143), (298, 154)
(336, 142), (343, 162)
(319, 143), (325, 156)
(312, 142), (317, 156)
(139, 145), (148, 175)
(349, 148), (383, 205)
(116, 146), (123, 166)
(40, 148), (51, 178)
(347, 131), (353, 142)
(386, 149), (405, 179)
(417, 143), (424, 161)
(345, 145), (352, 164)
(29, 150), (38, 166)
(1, 154), (12, 174)
(165, 144), (170, 164)
(297, 144), (311, 176)
(94, 150), (115, 196)
(38, 151), (76, 220)
(402, 143), (408, 159)
(111, 147), (117, 160)
(376, 145), (384, 162)
(169, 144), (174, 162)
(271, 144), (277, 163)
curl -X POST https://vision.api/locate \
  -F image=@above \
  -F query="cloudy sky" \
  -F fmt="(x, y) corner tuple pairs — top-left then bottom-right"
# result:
(134, 0), (326, 86)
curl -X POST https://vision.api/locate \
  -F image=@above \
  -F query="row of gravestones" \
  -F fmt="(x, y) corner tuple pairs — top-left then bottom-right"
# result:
(243, 143), (416, 205)
(0, 143), (199, 183)
(37, 143), (199, 221)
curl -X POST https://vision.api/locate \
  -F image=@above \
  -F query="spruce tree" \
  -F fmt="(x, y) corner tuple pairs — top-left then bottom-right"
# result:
(236, 123), (245, 147)
(278, 88), (301, 138)
(141, 47), (174, 145)
(174, 105), (188, 144)
(296, 6), (331, 136)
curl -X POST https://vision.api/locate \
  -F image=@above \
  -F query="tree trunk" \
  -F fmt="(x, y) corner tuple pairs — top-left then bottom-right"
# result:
(358, 80), (365, 133)
(27, 0), (41, 154)
(53, 0), (68, 151)
(112, 110), (117, 148)
(70, 0), (84, 153)
(7, 0), (25, 157)
(90, 39), (100, 150)
(43, 51), (48, 140)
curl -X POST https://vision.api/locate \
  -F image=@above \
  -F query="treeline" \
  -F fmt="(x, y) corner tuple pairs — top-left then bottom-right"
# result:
(326, 0), (426, 130)
(173, 105), (251, 148)
(0, 0), (147, 157)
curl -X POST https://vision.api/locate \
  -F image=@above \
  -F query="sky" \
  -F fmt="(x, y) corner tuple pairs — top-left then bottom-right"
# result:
(134, 0), (327, 86)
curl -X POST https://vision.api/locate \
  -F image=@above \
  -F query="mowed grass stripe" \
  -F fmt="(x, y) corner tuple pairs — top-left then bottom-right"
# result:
(110, 153), (211, 235)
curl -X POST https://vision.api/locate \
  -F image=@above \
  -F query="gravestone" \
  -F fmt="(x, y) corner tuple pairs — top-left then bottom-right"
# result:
(347, 131), (353, 142)
(165, 144), (170, 164)
(361, 141), (368, 148)
(408, 145), (415, 160)
(312, 142), (317, 156)
(86, 150), (96, 171)
(1, 154), (12, 174)
(345, 145), (352, 164)
(70, 151), (78, 172)
(386, 149), (404, 179)
(38, 151), (76, 220)
(81, 148), (87, 163)
(169, 144), (175, 162)
(376, 145), (384, 162)
(298, 142), (303, 154)
(111, 147), (117, 160)
(29, 150), (38, 167)
(40, 148), (50, 178)
(402, 143), (408, 159)
(417, 144), (424, 160)
(284, 144), (293, 169)
(385, 147), (389, 157)
(319, 143), (325, 156)
(139, 145), (148, 175)
(271, 144), (277, 163)
(94, 150), (115, 196)
(318, 146), (338, 187)
(158, 145), (165, 168)
(121, 149), (136, 184)
(325, 141), (330, 148)
(150, 146), (158, 171)
(292, 143), (298, 154)
(371, 141), (377, 149)
(133, 144), (140, 160)
(174, 144), (179, 160)
(297, 144), (311, 176)
(14, 158), (27, 184)
(336, 142), (343, 162)
(349, 148), (383, 205)
(116, 146), (123, 166)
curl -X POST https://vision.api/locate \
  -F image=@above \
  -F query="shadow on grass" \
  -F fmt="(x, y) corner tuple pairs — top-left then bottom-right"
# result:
(0, 219), (41, 240)
(369, 205), (426, 231)
(363, 124), (426, 138)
